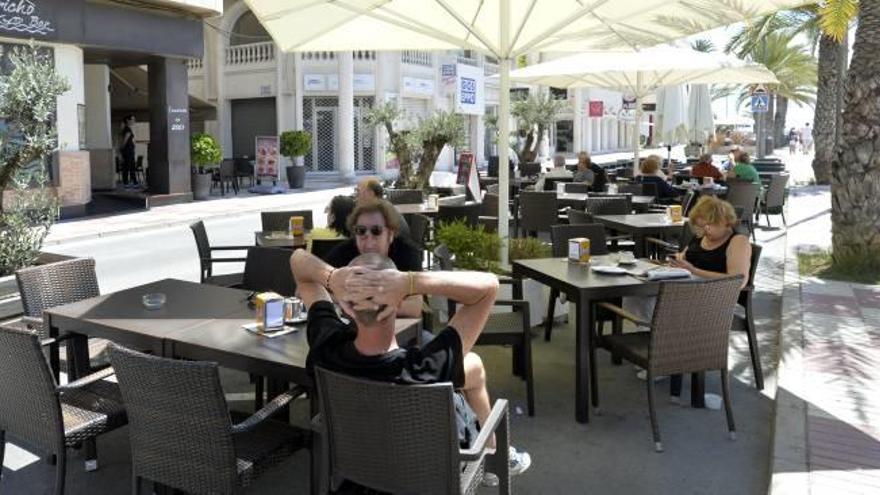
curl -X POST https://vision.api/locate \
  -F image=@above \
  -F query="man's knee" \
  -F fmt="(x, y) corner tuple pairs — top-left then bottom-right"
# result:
(464, 352), (486, 384)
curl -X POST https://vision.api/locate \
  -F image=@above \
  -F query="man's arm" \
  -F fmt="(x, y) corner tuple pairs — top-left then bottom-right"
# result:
(290, 249), (355, 309)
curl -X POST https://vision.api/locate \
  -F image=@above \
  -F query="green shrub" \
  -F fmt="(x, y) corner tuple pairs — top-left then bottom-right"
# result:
(190, 132), (222, 173)
(509, 237), (552, 261)
(0, 171), (58, 276)
(437, 220), (551, 273)
(280, 130), (312, 159)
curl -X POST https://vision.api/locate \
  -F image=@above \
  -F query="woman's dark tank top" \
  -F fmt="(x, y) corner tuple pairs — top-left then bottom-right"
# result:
(684, 233), (735, 274)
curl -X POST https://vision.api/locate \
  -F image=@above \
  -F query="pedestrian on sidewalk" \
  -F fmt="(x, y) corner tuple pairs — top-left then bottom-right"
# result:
(119, 115), (138, 189)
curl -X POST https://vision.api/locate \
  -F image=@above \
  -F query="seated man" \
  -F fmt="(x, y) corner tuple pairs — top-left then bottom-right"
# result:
(690, 153), (725, 183)
(324, 199), (423, 317)
(356, 177), (410, 238)
(291, 249), (531, 487)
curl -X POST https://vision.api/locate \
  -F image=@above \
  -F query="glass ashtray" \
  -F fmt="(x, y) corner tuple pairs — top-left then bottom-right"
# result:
(142, 292), (167, 310)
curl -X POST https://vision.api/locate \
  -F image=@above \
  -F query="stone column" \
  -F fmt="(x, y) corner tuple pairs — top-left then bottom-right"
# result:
(374, 51), (386, 174)
(148, 58), (191, 195)
(84, 65), (114, 190)
(573, 89), (583, 152)
(293, 53), (305, 166)
(277, 48), (297, 180)
(338, 51), (355, 181)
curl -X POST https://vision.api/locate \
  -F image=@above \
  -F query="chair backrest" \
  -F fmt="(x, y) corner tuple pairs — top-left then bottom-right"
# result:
(764, 173), (789, 209)
(0, 325), (64, 454)
(219, 159), (235, 177)
(108, 345), (239, 494)
(550, 224), (609, 256)
(519, 162), (542, 178)
(640, 182), (659, 198)
(233, 158), (254, 176)
(519, 191), (558, 234)
(136, 155), (144, 169)
(189, 220), (213, 281)
(564, 182), (590, 194)
(680, 190), (697, 216)
(584, 196), (630, 216)
(649, 276), (743, 376)
(438, 203), (480, 228)
(437, 194), (466, 206)
(566, 208), (593, 225)
(618, 183), (642, 196)
(486, 183), (500, 194)
(316, 367), (461, 495)
(311, 237), (347, 262)
(725, 180), (760, 219)
(386, 188), (424, 205)
(16, 257), (100, 321)
(407, 213), (430, 249)
(746, 243), (762, 290)
(433, 244), (454, 271)
(240, 247), (297, 297)
(261, 210), (314, 232)
(480, 192), (499, 217)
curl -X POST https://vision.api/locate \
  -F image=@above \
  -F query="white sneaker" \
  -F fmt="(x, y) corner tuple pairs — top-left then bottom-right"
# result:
(481, 446), (532, 487)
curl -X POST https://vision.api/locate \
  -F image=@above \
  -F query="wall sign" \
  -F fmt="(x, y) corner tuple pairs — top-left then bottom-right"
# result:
(303, 74), (326, 91)
(454, 63), (484, 115)
(0, 1), (54, 36)
(588, 101), (604, 118)
(168, 107), (188, 133)
(402, 76), (434, 97)
(353, 73), (375, 92)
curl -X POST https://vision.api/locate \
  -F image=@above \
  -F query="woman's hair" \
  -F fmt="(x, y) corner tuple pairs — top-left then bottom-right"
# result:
(688, 196), (738, 232)
(360, 177), (384, 199)
(553, 154), (566, 167)
(123, 114), (135, 124)
(640, 155), (661, 175)
(577, 151), (591, 166)
(328, 195), (356, 236)
(738, 152), (751, 164)
(346, 199), (400, 235)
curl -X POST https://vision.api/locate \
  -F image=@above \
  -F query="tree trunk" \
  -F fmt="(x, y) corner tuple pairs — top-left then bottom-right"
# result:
(813, 34), (845, 185)
(774, 95), (788, 147)
(766, 94), (776, 154)
(831, 0), (880, 266)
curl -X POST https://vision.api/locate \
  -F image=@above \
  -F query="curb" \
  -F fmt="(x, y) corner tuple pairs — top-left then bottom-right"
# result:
(767, 240), (810, 494)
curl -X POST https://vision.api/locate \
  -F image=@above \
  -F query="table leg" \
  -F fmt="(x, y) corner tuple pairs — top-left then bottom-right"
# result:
(574, 297), (592, 423)
(691, 372), (706, 408)
(309, 392), (323, 495)
(634, 233), (646, 258)
(67, 334), (90, 381)
(48, 324), (61, 383)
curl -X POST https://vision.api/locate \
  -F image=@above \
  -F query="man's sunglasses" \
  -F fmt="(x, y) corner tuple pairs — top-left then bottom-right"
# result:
(354, 225), (385, 237)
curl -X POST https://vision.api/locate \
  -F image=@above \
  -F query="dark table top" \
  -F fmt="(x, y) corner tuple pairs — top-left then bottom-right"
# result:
(394, 203), (439, 215)
(556, 192), (655, 206)
(512, 256), (661, 298)
(593, 213), (686, 232)
(255, 231), (307, 248)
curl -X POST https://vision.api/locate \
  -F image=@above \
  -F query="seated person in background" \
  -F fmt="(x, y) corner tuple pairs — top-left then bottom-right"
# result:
(308, 195), (355, 252)
(690, 153), (725, 183)
(572, 151), (597, 186)
(356, 176), (410, 238)
(324, 200), (423, 317)
(635, 156), (667, 180)
(291, 249), (531, 486)
(535, 154), (572, 190)
(727, 151), (761, 184)
(635, 155), (680, 200)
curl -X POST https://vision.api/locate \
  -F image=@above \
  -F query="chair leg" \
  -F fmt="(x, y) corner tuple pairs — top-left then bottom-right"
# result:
(544, 288), (559, 342)
(611, 316), (623, 365)
(84, 439), (97, 471)
(524, 334), (535, 417)
(745, 300), (764, 390)
(253, 374), (265, 410)
(721, 369), (737, 440)
(646, 371), (662, 452)
(55, 451), (66, 495)
(781, 211), (787, 227)
(511, 344), (523, 378)
(588, 307), (599, 408)
(132, 475), (141, 495)
(765, 211), (771, 228)
(0, 430), (5, 481)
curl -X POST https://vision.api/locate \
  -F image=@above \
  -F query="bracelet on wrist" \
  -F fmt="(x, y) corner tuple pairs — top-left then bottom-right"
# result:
(325, 268), (336, 291)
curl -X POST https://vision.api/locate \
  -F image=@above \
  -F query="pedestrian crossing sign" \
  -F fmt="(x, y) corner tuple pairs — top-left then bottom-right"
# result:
(751, 94), (769, 113)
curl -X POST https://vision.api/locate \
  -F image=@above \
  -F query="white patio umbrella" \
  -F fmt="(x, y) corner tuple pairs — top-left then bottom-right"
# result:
(657, 84), (690, 145)
(243, 0), (808, 263)
(688, 83), (715, 145)
(507, 46), (778, 167)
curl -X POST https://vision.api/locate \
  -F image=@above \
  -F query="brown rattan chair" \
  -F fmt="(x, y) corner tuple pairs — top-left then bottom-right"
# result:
(315, 367), (511, 494)
(566, 208), (593, 225)
(16, 258), (108, 376)
(386, 188), (425, 205)
(597, 276), (743, 452)
(261, 210), (314, 232)
(518, 191), (558, 238)
(759, 172), (789, 227)
(189, 220), (247, 287)
(0, 325), (127, 493)
(434, 245), (535, 416)
(725, 180), (760, 241)
(107, 344), (306, 495)
(732, 244), (764, 390)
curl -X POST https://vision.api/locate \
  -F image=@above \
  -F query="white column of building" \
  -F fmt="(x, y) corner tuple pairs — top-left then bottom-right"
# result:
(582, 114), (592, 154)
(293, 53), (305, 166)
(337, 51), (355, 180)
(276, 49), (297, 179)
(592, 118), (601, 153)
(610, 118), (619, 151)
(84, 64), (114, 189)
(374, 51), (386, 174)
(573, 89), (583, 153)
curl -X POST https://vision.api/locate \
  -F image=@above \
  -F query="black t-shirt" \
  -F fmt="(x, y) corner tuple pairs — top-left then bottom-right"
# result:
(589, 163), (608, 192)
(120, 126), (135, 155)
(324, 237), (422, 272)
(306, 301), (464, 387)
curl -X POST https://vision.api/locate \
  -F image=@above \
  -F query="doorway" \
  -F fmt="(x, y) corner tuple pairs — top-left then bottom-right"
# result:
(231, 97), (277, 159)
(312, 107), (337, 172)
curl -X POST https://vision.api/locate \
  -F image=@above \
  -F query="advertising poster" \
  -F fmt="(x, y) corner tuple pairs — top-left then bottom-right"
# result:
(255, 136), (280, 179)
(588, 101), (604, 118)
(455, 64), (485, 115)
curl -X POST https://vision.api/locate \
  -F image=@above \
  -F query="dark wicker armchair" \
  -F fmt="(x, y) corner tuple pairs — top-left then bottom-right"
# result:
(597, 276), (743, 451)
(316, 367), (511, 494)
(386, 188), (424, 205)
(189, 220), (248, 287)
(0, 325), (127, 493)
(261, 210), (314, 232)
(107, 344), (307, 495)
(518, 191), (559, 238)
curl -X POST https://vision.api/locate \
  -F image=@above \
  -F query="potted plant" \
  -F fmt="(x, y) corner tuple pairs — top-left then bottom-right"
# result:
(511, 93), (566, 164)
(280, 130), (312, 189)
(190, 132), (221, 200)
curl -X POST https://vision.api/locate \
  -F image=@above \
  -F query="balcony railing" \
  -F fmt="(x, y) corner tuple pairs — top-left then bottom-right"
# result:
(226, 41), (275, 66)
(456, 55), (478, 67)
(484, 62), (498, 76)
(300, 51), (376, 61)
(401, 50), (432, 67)
(187, 57), (203, 73)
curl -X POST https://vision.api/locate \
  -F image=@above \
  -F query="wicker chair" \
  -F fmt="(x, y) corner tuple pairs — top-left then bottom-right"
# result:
(597, 276), (743, 452)
(518, 191), (558, 238)
(519, 162), (542, 178)
(16, 258), (108, 375)
(732, 244), (764, 390)
(189, 220), (247, 287)
(386, 188), (424, 205)
(617, 183), (643, 196)
(310, 238), (347, 262)
(438, 203), (481, 228)
(564, 182), (590, 194)
(261, 210), (314, 232)
(212, 159), (239, 196)
(434, 245), (535, 416)
(759, 172), (789, 227)
(566, 208), (593, 225)
(107, 344), (306, 495)
(238, 247), (298, 297)
(315, 367), (511, 494)
(584, 196), (631, 216)
(0, 325), (127, 492)
(725, 180), (760, 241)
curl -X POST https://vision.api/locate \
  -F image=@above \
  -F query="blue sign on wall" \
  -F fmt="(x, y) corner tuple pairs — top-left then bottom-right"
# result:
(751, 94), (769, 113)
(460, 77), (476, 105)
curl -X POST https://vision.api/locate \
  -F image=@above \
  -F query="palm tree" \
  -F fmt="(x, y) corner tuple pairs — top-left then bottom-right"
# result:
(826, 0), (880, 269)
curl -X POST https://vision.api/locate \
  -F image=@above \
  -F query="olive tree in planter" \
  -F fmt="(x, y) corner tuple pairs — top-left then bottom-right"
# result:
(0, 44), (68, 317)
(190, 132), (221, 200)
(364, 102), (415, 185)
(280, 130), (312, 189)
(511, 93), (567, 165)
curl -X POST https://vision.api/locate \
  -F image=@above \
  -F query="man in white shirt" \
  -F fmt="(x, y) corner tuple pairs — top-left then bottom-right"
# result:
(799, 122), (813, 154)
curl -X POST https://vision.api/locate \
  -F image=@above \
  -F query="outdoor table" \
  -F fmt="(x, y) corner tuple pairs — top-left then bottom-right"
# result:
(511, 257), (706, 424)
(593, 214), (686, 257)
(394, 203), (439, 216)
(673, 184), (729, 197)
(556, 192), (656, 213)
(255, 231), (308, 249)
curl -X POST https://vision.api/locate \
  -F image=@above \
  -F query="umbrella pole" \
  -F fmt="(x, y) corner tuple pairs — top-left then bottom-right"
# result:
(632, 72), (643, 169)
(498, 0), (510, 266)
